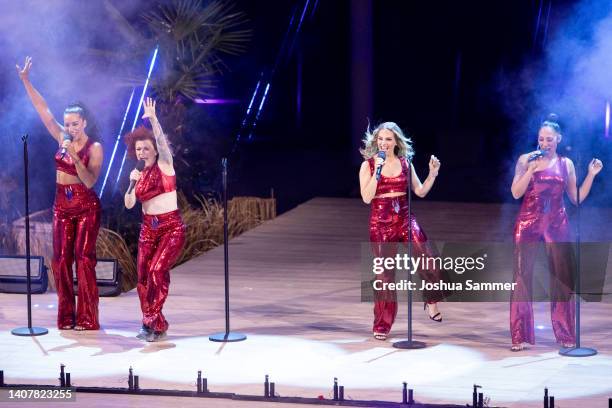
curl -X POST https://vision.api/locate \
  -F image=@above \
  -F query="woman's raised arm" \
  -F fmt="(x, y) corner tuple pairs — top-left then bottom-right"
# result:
(16, 56), (63, 143)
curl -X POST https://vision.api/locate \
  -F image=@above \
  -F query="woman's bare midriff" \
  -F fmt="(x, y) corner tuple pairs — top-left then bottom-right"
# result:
(56, 171), (82, 185)
(142, 190), (178, 215)
(374, 192), (407, 199)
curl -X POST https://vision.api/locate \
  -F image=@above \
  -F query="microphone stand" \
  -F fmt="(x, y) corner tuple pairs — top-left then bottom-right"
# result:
(12, 134), (48, 337)
(560, 149), (596, 357)
(393, 154), (426, 349)
(209, 158), (247, 343)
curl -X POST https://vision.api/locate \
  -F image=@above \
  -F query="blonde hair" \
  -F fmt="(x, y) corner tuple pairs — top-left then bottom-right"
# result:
(359, 121), (414, 160)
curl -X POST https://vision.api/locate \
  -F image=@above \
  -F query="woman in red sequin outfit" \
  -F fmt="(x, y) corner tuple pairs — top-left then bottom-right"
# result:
(510, 114), (603, 351)
(359, 122), (450, 340)
(124, 98), (185, 342)
(17, 57), (103, 330)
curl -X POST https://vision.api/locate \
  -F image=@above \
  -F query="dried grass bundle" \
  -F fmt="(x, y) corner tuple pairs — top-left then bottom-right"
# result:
(96, 228), (137, 292)
(175, 193), (276, 266)
(3, 195), (276, 293)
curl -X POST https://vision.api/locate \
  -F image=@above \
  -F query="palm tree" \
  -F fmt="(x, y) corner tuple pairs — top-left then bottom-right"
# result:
(102, 0), (251, 179)
(141, 0), (251, 101)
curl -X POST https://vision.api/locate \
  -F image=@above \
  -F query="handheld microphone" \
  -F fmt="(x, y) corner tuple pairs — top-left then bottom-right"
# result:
(59, 133), (73, 159)
(375, 151), (386, 181)
(127, 160), (146, 194)
(528, 146), (546, 162)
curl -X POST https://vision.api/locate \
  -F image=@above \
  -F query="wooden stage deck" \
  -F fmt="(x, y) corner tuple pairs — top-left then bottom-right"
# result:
(1, 198), (612, 407)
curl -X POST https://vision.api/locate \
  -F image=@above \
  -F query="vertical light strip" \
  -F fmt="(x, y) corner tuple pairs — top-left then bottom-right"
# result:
(236, 79), (262, 143)
(294, 0), (311, 40)
(234, 0), (318, 149)
(245, 79), (262, 118)
(248, 82), (271, 140)
(287, 0), (311, 60)
(99, 88), (135, 198)
(256, 83), (271, 118)
(114, 45), (160, 186)
(532, 0), (543, 50)
(605, 101), (610, 138)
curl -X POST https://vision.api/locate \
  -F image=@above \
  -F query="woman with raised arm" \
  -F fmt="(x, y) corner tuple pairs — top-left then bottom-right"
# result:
(510, 114), (603, 351)
(124, 98), (186, 342)
(359, 122), (450, 341)
(17, 56), (103, 330)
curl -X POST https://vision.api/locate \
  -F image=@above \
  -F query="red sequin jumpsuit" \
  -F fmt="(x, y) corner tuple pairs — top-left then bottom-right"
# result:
(53, 138), (101, 329)
(368, 157), (449, 335)
(511, 156), (575, 345)
(135, 163), (186, 333)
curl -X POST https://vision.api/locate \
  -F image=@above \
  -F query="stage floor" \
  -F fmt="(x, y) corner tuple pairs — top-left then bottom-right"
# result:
(2, 198), (612, 407)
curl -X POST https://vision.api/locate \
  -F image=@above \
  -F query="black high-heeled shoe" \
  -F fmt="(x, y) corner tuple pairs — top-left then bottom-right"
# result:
(424, 303), (442, 322)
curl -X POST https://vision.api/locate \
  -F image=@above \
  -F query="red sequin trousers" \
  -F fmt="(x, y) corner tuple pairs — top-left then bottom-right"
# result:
(52, 184), (101, 330)
(369, 195), (449, 335)
(137, 210), (186, 332)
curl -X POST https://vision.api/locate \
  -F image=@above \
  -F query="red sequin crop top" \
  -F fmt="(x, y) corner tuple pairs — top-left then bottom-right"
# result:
(368, 156), (409, 195)
(135, 162), (177, 202)
(54, 138), (94, 176)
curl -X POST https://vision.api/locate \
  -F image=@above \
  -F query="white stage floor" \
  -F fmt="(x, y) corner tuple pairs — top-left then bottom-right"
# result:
(2, 198), (611, 407)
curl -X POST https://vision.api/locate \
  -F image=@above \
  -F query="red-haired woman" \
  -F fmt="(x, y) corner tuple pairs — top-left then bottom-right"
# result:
(124, 98), (185, 342)
(17, 56), (103, 330)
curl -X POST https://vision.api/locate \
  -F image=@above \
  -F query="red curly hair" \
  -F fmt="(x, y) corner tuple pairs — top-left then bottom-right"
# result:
(124, 125), (157, 160)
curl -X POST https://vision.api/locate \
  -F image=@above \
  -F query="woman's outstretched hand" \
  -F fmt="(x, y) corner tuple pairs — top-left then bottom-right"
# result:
(16, 56), (32, 81)
(429, 154), (441, 177)
(588, 158), (604, 177)
(141, 97), (157, 120)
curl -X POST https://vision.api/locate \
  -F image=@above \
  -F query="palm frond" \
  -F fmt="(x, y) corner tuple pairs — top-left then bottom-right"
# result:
(141, 0), (251, 101)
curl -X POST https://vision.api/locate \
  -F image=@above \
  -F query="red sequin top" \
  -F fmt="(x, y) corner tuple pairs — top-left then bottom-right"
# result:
(514, 156), (570, 242)
(55, 138), (94, 176)
(368, 156), (409, 195)
(135, 162), (177, 202)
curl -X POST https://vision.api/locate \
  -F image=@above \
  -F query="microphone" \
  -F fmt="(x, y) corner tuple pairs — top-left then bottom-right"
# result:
(375, 151), (386, 181)
(527, 148), (546, 162)
(59, 133), (73, 159)
(127, 160), (146, 194)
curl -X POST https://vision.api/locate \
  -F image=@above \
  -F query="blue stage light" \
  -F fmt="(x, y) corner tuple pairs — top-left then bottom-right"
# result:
(114, 45), (160, 189)
(98, 88), (135, 199)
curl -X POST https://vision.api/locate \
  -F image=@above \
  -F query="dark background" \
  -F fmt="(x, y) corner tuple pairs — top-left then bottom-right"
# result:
(227, 0), (611, 213)
(1, 0), (610, 217)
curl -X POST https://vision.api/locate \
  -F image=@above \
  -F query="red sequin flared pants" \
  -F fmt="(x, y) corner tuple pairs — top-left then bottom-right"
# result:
(52, 183), (101, 330)
(137, 210), (186, 332)
(369, 195), (449, 335)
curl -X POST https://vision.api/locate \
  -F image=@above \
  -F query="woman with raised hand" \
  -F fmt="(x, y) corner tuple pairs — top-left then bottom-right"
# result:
(17, 56), (103, 330)
(359, 122), (450, 341)
(124, 97), (186, 342)
(510, 114), (603, 351)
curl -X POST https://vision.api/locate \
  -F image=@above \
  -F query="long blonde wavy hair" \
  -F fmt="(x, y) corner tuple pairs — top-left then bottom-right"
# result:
(359, 121), (414, 160)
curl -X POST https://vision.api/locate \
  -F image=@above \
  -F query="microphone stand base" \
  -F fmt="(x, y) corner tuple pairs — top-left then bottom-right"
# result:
(392, 340), (426, 349)
(209, 332), (247, 343)
(12, 327), (48, 337)
(559, 346), (597, 357)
